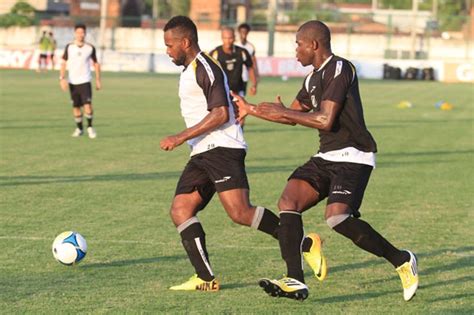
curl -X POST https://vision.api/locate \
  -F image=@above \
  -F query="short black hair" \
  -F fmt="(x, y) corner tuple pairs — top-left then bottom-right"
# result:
(238, 23), (251, 32)
(75, 23), (86, 31)
(164, 16), (198, 43)
(298, 20), (331, 49)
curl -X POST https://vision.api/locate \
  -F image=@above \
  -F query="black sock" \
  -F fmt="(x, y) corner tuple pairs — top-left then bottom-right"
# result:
(74, 116), (83, 130)
(333, 216), (409, 267)
(302, 237), (312, 253)
(279, 211), (304, 282)
(179, 221), (214, 281)
(254, 207), (280, 240)
(85, 113), (93, 127)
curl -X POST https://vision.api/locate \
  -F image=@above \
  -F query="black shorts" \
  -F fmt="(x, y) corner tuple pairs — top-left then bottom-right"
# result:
(175, 147), (249, 211)
(39, 54), (47, 59)
(69, 82), (92, 107)
(289, 157), (373, 217)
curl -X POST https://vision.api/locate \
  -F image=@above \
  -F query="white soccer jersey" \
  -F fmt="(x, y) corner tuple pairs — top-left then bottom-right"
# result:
(62, 42), (97, 85)
(237, 41), (256, 82)
(179, 52), (246, 156)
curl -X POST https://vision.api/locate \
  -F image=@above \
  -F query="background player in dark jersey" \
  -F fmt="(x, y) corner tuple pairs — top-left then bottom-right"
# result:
(233, 20), (418, 301)
(160, 16), (326, 292)
(59, 24), (101, 139)
(210, 27), (257, 97)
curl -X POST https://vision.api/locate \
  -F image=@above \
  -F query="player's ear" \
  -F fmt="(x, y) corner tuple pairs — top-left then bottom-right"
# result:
(182, 37), (191, 49)
(312, 40), (318, 50)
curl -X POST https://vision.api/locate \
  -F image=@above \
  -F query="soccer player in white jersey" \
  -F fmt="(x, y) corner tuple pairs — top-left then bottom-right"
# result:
(233, 20), (418, 301)
(160, 16), (327, 292)
(237, 23), (259, 94)
(59, 24), (101, 139)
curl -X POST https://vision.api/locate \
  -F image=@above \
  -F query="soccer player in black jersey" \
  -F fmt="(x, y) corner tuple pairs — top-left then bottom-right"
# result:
(210, 27), (258, 97)
(233, 20), (418, 301)
(160, 16), (326, 293)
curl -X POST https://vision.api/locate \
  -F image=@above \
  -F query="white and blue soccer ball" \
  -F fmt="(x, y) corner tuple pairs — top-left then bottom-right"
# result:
(52, 231), (87, 265)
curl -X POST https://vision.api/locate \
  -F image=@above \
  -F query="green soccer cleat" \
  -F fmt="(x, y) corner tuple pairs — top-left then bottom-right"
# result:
(259, 277), (309, 301)
(169, 274), (219, 292)
(396, 250), (418, 301)
(303, 233), (328, 281)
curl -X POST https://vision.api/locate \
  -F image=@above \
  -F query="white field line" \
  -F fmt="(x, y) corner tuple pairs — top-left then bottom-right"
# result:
(0, 235), (279, 250)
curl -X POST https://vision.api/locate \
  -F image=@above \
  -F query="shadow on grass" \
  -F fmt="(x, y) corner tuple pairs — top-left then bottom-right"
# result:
(81, 255), (186, 269)
(426, 291), (474, 303)
(317, 289), (400, 304)
(332, 246), (474, 275)
(0, 165), (295, 187)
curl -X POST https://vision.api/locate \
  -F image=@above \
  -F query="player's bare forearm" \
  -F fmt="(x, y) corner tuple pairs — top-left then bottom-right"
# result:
(94, 63), (101, 90)
(252, 56), (259, 81)
(160, 106), (229, 151)
(94, 63), (101, 80)
(59, 60), (66, 79)
(248, 66), (257, 95)
(251, 104), (296, 125)
(59, 60), (68, 91)
(280, 100), (341, 131)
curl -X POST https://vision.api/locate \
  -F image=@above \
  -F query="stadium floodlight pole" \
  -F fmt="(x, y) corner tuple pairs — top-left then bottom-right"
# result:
(99, 0), (108, 63)
(267, 0), (277, 57)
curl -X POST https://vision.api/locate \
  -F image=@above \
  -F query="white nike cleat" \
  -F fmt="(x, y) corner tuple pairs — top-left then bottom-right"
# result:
(71, 128), (83, 137)
(87, 127), (97, 139)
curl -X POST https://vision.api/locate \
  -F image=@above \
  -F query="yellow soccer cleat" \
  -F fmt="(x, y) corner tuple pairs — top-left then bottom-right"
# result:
(259, 277), (309, 301)
(303, 233), (328, 281)
(169, 274), (219, 292)
(396, 250), (418, 301)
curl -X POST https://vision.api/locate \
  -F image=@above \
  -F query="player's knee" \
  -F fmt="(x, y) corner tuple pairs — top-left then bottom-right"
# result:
(278, 194), (298, 211)
(326, 213), (350, 229)
(169, 205), (192, 225)
(227, 209), (251, 226)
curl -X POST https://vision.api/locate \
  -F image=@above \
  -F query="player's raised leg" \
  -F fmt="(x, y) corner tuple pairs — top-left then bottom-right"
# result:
(325, 202), (418, 301)
(218, 188), (280, 239)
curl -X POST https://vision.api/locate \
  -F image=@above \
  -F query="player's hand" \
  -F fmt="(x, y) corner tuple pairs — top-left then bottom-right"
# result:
(60, 79), (68, 91)
(160, 135), (184, 151)
(95, 79), (101, 90)
(230, 91), (250, 123)
(249, 85), (257, 96)
(258, 96), (286, 119)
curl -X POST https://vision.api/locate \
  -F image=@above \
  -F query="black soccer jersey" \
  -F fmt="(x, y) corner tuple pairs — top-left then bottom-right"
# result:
(210, 45), (253, 93)
(296, 55), (377, 154)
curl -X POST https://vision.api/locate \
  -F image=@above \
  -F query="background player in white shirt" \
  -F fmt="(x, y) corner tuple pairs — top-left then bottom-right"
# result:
(59, 24), (101, 139)
(237, 23), (259, 93)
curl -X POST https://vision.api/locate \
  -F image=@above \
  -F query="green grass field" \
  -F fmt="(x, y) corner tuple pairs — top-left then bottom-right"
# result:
(1, 69), (473, 314)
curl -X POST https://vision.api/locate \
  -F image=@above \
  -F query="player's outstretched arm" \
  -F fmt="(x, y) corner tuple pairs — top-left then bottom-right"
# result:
(231, 91), (296, 125)
(160, 105), (229, 151)
(259, 100), (342, 131)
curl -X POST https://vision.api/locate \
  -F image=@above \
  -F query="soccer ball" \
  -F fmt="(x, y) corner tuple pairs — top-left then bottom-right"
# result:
(52, 231), (87, 265)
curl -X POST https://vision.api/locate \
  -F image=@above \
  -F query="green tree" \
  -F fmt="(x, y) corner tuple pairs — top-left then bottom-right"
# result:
(0, 1), (36, 27)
